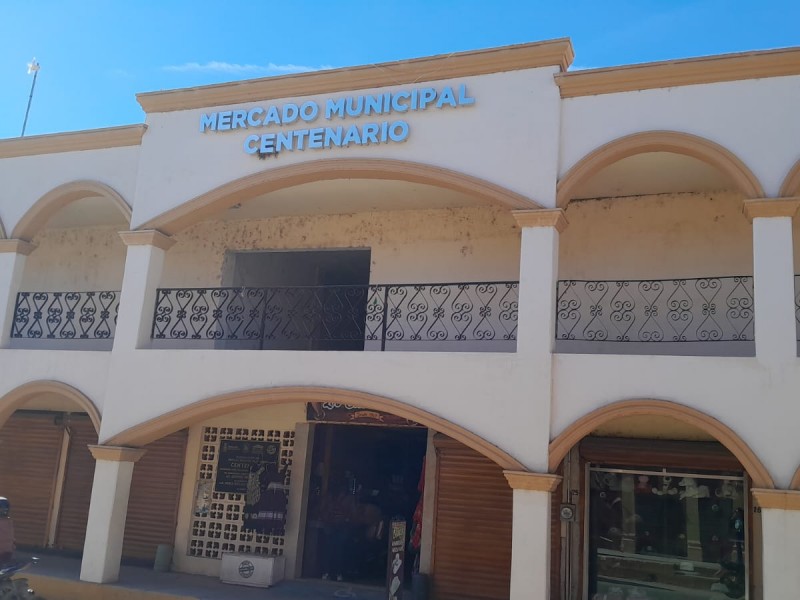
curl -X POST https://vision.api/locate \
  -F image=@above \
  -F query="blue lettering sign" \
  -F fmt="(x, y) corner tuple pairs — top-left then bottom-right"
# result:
(199, 83), (475, 154)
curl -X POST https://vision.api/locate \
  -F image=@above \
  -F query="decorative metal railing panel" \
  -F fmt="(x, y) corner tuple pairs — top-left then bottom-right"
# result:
(11, 291), (120, 340)
(556, 277), (754, 343)
(151, 282), (518, 350)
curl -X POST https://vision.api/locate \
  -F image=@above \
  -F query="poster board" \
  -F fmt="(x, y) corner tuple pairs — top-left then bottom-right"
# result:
(215, 440), (287, 535)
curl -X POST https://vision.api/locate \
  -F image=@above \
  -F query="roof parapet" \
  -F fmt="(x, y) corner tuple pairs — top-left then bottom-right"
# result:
(0, 124), (147, 159)
(137, 38), (574, 114)
(557, 46), (800, 98)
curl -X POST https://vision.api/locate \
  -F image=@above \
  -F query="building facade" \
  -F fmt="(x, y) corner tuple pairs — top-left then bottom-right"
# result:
(0, 38), (800, 599)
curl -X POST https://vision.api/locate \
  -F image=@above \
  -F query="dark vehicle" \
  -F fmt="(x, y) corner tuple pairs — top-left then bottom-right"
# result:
(0, 497), (42, 600)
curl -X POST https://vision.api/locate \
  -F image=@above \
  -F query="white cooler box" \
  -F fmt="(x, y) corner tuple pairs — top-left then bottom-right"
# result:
(220, 552), (285, 588)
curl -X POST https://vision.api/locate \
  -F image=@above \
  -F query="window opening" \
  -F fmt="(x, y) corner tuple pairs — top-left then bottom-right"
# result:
(587, 466), (747, 599)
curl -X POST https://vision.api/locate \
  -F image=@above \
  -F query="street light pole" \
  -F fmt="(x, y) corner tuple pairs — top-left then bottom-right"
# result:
(21, 58), (40, 137)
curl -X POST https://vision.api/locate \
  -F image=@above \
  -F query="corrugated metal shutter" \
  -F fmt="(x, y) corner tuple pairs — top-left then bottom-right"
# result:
(432, 436), (512, 600)
(122, 429), (188, 563)
(0, 413), (63, 548)
(54, 415), (98, 553)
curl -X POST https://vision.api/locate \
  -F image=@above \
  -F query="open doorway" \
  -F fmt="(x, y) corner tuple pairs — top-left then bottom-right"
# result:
(225, 248), (371, 350)
(302, 424), (428, 587)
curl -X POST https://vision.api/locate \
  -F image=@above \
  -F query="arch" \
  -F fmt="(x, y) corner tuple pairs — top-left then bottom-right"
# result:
(12, 180), (132, 241)
(0, 217), (6, 239)
(105, 385), (526, 471)
(557, 131), (765, 208)
(780, 158), (800, 197)
(141, 158), (543, 236)
(548, 399), (774, 489)
(0, 380), (101, 433)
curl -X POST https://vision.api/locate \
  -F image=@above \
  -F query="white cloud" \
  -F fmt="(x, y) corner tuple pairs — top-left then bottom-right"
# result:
(162, 61), (335, 75)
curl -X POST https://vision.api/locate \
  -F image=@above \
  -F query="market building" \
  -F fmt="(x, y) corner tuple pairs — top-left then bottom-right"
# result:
(0, 38), (800, 599)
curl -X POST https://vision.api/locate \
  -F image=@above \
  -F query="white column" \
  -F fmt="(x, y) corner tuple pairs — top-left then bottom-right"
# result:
(80, 446), (146, 583)
(504, 471), (561, 600)
(512, 210), (567, 356)
(114, 230), (175, 350)
(744, 199), (800, 367)
(752, 489), (800, 600)
(0, 240), (36, 347)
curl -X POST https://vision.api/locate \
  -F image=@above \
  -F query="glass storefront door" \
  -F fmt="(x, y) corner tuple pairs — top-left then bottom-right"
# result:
(588, 467), (746, 600)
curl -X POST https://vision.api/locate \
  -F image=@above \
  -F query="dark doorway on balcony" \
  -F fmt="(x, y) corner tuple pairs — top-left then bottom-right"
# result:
(302, 423), (427, 587)
(225, 248), (371, 351)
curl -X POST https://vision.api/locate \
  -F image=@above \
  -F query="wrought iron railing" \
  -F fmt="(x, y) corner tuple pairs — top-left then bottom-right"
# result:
(11, 291), (120, 340)
(151, 282), (518, 350)
(556, 277), (754, 343)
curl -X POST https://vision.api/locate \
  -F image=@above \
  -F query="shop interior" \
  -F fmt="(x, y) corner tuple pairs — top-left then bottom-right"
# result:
(302, 424), (428, 586)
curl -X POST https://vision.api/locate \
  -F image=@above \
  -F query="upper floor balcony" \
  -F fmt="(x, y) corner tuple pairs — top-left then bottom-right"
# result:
(5, 147), (800, 359)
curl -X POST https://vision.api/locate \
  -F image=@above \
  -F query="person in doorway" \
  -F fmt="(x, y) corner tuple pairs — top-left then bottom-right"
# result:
(320, 482), (357, 582)
(0, 497), (15, 564)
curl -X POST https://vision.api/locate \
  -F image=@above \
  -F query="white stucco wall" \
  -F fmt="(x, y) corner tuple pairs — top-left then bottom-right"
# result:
(161, 206), (520, 287)
(101, 351), (548, 472)
(22, 227), (127, 291)
(559, 75), (800, 198)
(0, 146), (140, 237)
(560, 191), (752, 279)
(0, 350), (109, 416)
(132, 67), (562, 228)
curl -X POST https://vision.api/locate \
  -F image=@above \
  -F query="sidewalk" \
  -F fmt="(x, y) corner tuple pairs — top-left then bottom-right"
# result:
(17, 554), (385, 600)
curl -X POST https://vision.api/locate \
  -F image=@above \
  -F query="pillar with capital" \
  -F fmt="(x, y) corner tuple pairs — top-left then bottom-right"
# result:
(114, 230), (175, 350)
(80, 445), (146, 583)
(505, 471), (562, 600)
(743, 198), (800, 367)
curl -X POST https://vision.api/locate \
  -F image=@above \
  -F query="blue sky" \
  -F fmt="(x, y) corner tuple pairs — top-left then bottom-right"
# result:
(1, 0), (799, 140)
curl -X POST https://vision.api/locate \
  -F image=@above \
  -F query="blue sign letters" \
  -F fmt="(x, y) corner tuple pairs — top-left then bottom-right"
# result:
(199, 83), (475, 155)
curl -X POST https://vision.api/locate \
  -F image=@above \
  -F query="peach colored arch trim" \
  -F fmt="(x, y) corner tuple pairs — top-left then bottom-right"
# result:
(105, 386), (525, 471)
(0, 380), (101, 433)
(0, 218), (6, 239)
(556, 131), (765, 208)
(12, 180), (132, 241)
(780, 159), (800, 198)
(140, 158), (543, 236)
(788, 465), (800, 490)
(548, 399), (774, 489)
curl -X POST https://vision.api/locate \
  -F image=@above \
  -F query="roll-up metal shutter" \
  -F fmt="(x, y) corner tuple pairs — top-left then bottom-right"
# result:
(432, 435), (512, 600)
(122, 429), (188, 563)
(54, 415), (98, 553)
(0, 413), (63, 548)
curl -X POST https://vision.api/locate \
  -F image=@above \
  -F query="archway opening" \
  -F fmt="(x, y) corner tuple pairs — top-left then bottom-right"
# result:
(144, 162), (528, 355)
(106, 387), (518, 596)
(557, 131), (764, 208)
(556, 134), (761, 358)
(9, 181), (131, 349)
(141, 158), (540, 236)
(548, 400), (769, 600)
(0, 382), (100, 555)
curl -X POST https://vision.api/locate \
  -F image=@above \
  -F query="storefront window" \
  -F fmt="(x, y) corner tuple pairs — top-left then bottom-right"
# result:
(588, 467), (746, 600)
